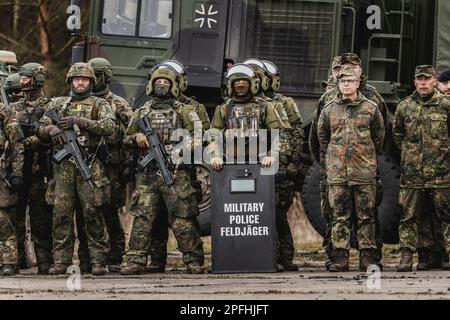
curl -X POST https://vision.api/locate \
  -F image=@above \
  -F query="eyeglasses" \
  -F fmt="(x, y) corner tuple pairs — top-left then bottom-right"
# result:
(339, 79), (359, 85)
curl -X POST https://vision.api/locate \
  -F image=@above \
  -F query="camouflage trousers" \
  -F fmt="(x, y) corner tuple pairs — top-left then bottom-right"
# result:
(275, 179), (295, 263)
(124, 168), (204, 267)
(50, 159), (110, 265)
(0, 208), (18, 265)
(399, 188), (450, 253)
(329, 184), (377, 251)
(323, 179), (383, 258)
(16, 172), (53, 267)
(77, 161), (126, 266)
(418, 205), (447, 256)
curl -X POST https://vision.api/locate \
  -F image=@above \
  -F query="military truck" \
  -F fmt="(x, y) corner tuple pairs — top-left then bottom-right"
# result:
(69, 0), (449, 242)
(0, 50), (18, 104)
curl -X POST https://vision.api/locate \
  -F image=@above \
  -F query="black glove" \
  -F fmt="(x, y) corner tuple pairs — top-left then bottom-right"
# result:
(49, 126), (66, 145)
(10, 176), (23, 193)
(59, 117), (76, 130)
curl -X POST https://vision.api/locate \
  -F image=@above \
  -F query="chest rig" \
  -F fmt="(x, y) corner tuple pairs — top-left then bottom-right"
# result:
(17, 98), (47, 138)
(225, 100), (261, 137)
(145, 100), (182, 144)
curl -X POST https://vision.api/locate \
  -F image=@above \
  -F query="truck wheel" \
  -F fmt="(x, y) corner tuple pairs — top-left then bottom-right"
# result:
(301, 154), (401, 244)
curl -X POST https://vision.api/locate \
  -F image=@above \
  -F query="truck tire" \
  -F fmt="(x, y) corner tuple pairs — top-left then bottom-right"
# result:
(301, 154), (401, 244)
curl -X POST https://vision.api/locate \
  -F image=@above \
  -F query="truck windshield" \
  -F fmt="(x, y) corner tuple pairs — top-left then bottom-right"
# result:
(101, 0), (173, 38)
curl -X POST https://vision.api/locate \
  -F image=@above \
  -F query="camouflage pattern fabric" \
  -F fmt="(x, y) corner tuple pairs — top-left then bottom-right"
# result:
(393, 89), (450, 189)
(329, 184), (377, 250)
(0, 104), (25, 266)
(39, 96), (115, 264)
(123, 98), (204, 267)
(318, 93), (385, 186)
(399, 188), (450, 253)
(11, 93), (53, 268)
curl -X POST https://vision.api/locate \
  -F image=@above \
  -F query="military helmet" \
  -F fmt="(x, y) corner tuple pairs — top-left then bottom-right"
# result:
(87, 57), (114, 84)
(161, 60), (188, 92)
(262, 60), (281, 92)
(4, 73), (21, 94)
(19, 62), (48, 85)
(146, 64), (180, 98)
(66, 62), (96, 84)
(243, 58), (270, 91)
(226, 63), (259, 97)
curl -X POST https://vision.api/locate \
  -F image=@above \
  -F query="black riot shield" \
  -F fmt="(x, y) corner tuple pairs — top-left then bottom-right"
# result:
(211, 164), (276, 273)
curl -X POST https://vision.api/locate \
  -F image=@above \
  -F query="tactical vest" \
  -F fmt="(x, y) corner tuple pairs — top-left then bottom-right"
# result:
(14, 97), (48, 138)
(144, 102), (183, 145)
(222, 100), (265, 134)
(57, 96), (104, 149)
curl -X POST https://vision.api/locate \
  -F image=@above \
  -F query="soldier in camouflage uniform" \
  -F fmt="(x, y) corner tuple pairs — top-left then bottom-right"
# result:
(310, 53), (386, 270)
(0, 102), (24, 276)
(38, 63), (114, 275)
(146, 60), (211, 273)
(4, 73), (23, 103)
(209, 63), (290, 269)
(10, 63), (53, 274)
(241, 59), (296, 271)
(70, 57), (132, 273)
(120, 66), (205, 275)
(318, 67), (385, 272)
(261, 59), (305, 271)
(394, 65), (450, 271)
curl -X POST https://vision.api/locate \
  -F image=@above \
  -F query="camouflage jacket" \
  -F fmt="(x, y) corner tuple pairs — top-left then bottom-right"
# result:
(39, 96), (115, 150)
(211, 96), (290, 164)
(0, 103), (24, 178)
(393, 89), (450, 188)
(179, 94), (211, 130)
(125, 98), (202, 150)
(270, 93), (305, 164)
(318, 93), (385, 185)
(310, 82), (387, 165)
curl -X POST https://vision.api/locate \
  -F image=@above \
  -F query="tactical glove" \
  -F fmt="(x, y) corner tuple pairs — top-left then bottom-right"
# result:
(135, 133), (149, 149)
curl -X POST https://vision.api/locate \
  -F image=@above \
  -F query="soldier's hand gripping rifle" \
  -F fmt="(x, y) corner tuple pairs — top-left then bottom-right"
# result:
(45, 108), (94, 188)
(136, 116), (175, 190)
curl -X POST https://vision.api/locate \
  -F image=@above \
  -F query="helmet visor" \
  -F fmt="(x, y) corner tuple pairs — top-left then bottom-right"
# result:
(226, 64), (255, 79)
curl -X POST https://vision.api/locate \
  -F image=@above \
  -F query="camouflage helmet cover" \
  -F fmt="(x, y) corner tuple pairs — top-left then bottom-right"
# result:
(161, 60), (188, 92)
(262, 60), (281, 92)
(226, 63), (259, 97)
(146, 65), (180, 97)
(243, 58), (270, 91)
(66, 62), (96, 83)
(87, 57), (114, 80)
(19, 62), (48, 84)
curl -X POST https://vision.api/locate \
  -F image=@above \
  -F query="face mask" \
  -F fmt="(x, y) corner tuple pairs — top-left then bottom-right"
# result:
(154, 83), (171, 98)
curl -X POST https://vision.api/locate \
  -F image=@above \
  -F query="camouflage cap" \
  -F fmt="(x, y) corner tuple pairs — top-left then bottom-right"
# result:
(341, 52), (361, 66)
(321, 75), (336, 88)
(415, 65), (436, 78)
(338, 66), (360, 79)
(331, 56), (341, 69)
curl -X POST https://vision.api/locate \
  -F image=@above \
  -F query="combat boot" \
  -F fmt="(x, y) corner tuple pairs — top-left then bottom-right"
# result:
(0, 264), (17, 276)
(186, 262), (204, 274)
(120, 262), (146, 275)
(279, 260), (299, 271)
(37, 263), (51, 275)
(145, 262), (166, 273)
(359, 249), (377, 272)
(107, 264), (121, 273)
(397, 248), (413, 272)
(48, 263), (69, 275)
(92, 264), (106, 276)
(416, 248), (430, 271)
(328, 249), (349, 272)
(428, 251), (443, 269)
